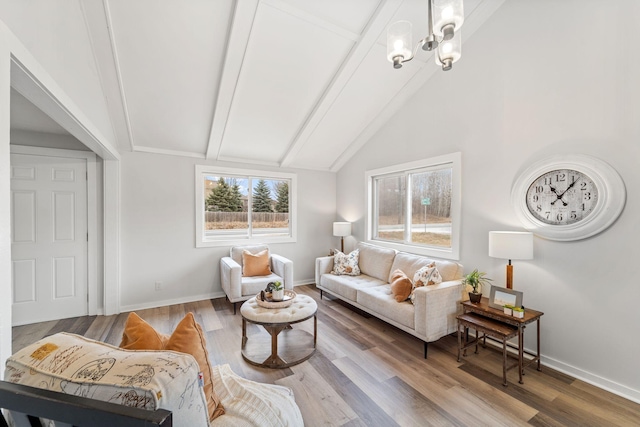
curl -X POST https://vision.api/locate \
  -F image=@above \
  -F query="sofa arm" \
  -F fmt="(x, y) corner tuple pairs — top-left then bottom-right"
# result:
(413, 279), (465, 342)
(220, 256), (242, 301)
(271, 254), (294, 290)
(315, 256), (334, 286)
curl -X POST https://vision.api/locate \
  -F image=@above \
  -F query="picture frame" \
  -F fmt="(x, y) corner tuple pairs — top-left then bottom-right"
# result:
(488, 286), (523, 310)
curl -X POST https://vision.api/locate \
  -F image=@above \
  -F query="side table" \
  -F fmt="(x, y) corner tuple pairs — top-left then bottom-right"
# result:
(240, 294), (317, 369)
(458, 297), (543, 385)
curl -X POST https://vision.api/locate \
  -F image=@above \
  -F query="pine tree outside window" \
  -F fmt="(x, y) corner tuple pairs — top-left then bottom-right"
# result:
(196, 166), (296, 247)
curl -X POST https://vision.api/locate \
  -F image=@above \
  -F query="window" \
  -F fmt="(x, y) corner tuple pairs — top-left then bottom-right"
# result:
(196, 166), (296, 247)
(366, 152), (461, 259)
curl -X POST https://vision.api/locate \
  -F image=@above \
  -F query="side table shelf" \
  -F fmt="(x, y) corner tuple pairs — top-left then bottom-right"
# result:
(457, 297), (543, 386)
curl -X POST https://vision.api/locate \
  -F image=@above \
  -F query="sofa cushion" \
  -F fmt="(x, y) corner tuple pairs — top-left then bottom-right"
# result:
(331, 249), (361, 276)
(242, 249), (271, 277)
(389, 251), (463, 283)
(356, 285), (415, 329)
(319, 273), (384, 301)
(390, 269), (413, 302)
(356, 242), (396, 281)
(241, 272), (283, 297)
(6, 332), (210, 427)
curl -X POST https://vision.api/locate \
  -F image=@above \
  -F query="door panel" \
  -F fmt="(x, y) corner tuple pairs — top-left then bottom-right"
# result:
(11, 153), (88, 325)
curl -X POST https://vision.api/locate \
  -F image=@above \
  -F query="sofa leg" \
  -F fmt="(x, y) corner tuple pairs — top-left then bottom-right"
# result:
(233, 302), (237, 315)
(424, 341), (428, 359)
(320, 290), (323, 300)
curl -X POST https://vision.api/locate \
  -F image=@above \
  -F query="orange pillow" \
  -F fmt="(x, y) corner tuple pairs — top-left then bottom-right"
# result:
(120, 312), (168, 349)
(242, 249), (271, 277)
(390, 269), (413, 302)
(119, 312), (225, 421)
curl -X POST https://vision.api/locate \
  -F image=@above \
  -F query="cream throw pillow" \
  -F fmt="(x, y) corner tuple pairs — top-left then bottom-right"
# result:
(242, 249), (271, 277)
(410, 262), (443, 304)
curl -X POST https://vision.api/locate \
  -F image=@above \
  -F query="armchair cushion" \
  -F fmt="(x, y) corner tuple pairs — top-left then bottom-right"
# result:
(242, 249), (271, 277)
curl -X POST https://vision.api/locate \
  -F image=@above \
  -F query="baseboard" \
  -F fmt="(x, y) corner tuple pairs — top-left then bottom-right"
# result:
(294, 279), (315, 286)
(119, 291), (226, 313)
(541, 354), (640, 404)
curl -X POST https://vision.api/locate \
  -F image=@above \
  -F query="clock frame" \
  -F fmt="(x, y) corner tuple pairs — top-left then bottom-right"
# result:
(511, 155), (625, 241)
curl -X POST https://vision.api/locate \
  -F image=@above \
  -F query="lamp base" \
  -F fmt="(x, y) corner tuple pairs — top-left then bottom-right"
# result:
(506, 264), (513, 289)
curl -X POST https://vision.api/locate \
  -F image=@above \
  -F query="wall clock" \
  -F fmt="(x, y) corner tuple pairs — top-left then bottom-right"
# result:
(511, 154), (626, 241)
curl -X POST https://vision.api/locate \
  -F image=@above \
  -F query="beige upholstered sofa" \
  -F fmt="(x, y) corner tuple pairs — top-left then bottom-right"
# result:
(4, 332), (303, 427)
(315, 242), (464, 357)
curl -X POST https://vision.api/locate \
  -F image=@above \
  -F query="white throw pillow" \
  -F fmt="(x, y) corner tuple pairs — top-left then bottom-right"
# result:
(410, 263), (442, 304)
(331, 249), (361, 276)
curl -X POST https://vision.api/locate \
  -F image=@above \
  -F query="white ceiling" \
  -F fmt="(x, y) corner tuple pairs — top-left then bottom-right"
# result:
(10, 0), (505, 171)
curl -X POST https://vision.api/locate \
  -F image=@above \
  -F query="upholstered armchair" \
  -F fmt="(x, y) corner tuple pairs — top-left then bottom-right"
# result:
(220, 244), (293, 314)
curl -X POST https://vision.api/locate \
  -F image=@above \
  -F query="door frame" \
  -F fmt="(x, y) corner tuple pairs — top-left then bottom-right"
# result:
(10, 145), (98, 317)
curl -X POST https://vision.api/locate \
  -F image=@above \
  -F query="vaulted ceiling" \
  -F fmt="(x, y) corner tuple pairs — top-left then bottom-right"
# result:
(9, 0), (505, 171)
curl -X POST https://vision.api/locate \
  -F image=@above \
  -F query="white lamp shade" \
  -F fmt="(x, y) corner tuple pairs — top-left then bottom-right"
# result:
(488, 231), (533, 260)
(333, 222), (352, 237)
(435, 29), (461, 69)
(386, 20), (413, 63)
(432, 0), (465, 39)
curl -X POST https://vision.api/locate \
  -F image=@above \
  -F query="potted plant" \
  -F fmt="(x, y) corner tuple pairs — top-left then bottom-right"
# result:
(271, 281), (284, 301)
(462, 269), (492, 303)
(512, 306), (524, 318)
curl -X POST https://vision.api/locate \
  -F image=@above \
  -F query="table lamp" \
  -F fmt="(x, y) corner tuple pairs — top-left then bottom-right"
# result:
(488, 231), (533, 289)
(333, 222), (351, 253)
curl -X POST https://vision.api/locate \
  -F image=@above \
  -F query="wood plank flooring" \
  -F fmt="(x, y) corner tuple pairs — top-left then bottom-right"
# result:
(11, 285), (640, 426)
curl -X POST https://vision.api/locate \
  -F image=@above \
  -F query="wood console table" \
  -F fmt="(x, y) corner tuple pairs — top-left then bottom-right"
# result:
(458, 297), (543, 386)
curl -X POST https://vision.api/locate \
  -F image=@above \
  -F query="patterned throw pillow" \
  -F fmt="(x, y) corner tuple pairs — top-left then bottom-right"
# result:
(331, 249), (361, 276)
(410, 262), (443, 304)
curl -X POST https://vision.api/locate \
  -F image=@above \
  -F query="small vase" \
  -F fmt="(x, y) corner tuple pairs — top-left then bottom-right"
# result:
(272, 289), (284, 301)
(468, 292), (482, 303)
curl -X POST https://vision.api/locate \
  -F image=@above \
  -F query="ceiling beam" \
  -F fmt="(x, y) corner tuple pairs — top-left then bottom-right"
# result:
(279, 0), (403, 168)
(80, 0), (134, 152)
(205, 0), (260, 160)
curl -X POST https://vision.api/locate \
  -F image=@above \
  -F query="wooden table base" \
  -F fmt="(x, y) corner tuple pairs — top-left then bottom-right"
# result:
(242, 316), (317, 369)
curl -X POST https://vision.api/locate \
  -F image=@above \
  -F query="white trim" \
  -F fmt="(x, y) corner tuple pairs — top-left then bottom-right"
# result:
(9, 145), (99, 317)
(195, 165), (297, 248)
(135, 145), (206, 159)
(541, 355), (640, 404)
(365, 152), (461, 260)
(120, 291), (225, 313)
(103, 159), (120, 315)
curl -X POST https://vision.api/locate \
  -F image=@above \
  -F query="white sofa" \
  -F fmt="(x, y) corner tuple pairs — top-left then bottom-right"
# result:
(315, 242), (464, 357)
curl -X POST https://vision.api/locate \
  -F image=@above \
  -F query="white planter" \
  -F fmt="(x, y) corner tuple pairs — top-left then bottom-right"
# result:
(272, 289), (284, 301)
(503, 307), (512, 315)
(513, 310), (524, 318)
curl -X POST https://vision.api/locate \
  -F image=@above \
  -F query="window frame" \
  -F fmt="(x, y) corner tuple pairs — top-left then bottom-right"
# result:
(195, 165), (297, 248)
(365, 152), (461, 260)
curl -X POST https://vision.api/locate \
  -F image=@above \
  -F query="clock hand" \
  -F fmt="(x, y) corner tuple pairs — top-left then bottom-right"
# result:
(549, 184), (568, 206)
(558, 178), (580, 198)
(552, 178), (581, 206)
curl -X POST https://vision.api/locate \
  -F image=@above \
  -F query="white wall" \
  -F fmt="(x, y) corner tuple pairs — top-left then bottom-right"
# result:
(120, 151), (336, 310)
(0, 1), (116, 147)
(337, 0), (640, 402)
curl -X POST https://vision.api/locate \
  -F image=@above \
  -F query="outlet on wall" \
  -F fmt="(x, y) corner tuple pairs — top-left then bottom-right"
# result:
(155, 281), (162, 291)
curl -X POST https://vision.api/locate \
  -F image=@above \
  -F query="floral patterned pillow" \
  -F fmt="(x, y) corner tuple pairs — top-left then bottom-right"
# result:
(331, 249), (361, 276)
(410, 262), (442, 304)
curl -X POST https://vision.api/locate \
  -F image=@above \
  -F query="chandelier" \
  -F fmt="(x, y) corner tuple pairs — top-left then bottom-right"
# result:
(387, 0), (464, 71)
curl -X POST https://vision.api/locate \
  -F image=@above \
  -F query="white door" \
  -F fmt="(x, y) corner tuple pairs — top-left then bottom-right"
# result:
(11, 153), (88, 325)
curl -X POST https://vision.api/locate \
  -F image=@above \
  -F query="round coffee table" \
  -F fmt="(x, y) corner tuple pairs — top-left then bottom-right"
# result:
(240, 294), (317, 369)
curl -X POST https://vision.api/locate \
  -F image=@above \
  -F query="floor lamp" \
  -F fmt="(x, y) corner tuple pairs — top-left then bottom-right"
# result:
(488, 231), (533, 289)
(333, 222), (351, 253)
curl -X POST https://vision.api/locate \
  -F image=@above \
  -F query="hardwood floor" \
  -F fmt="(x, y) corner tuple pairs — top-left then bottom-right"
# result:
(11, 285), (640, 426)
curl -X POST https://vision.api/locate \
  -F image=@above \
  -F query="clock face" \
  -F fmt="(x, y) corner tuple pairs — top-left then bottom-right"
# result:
(525, 169), (599, 225)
